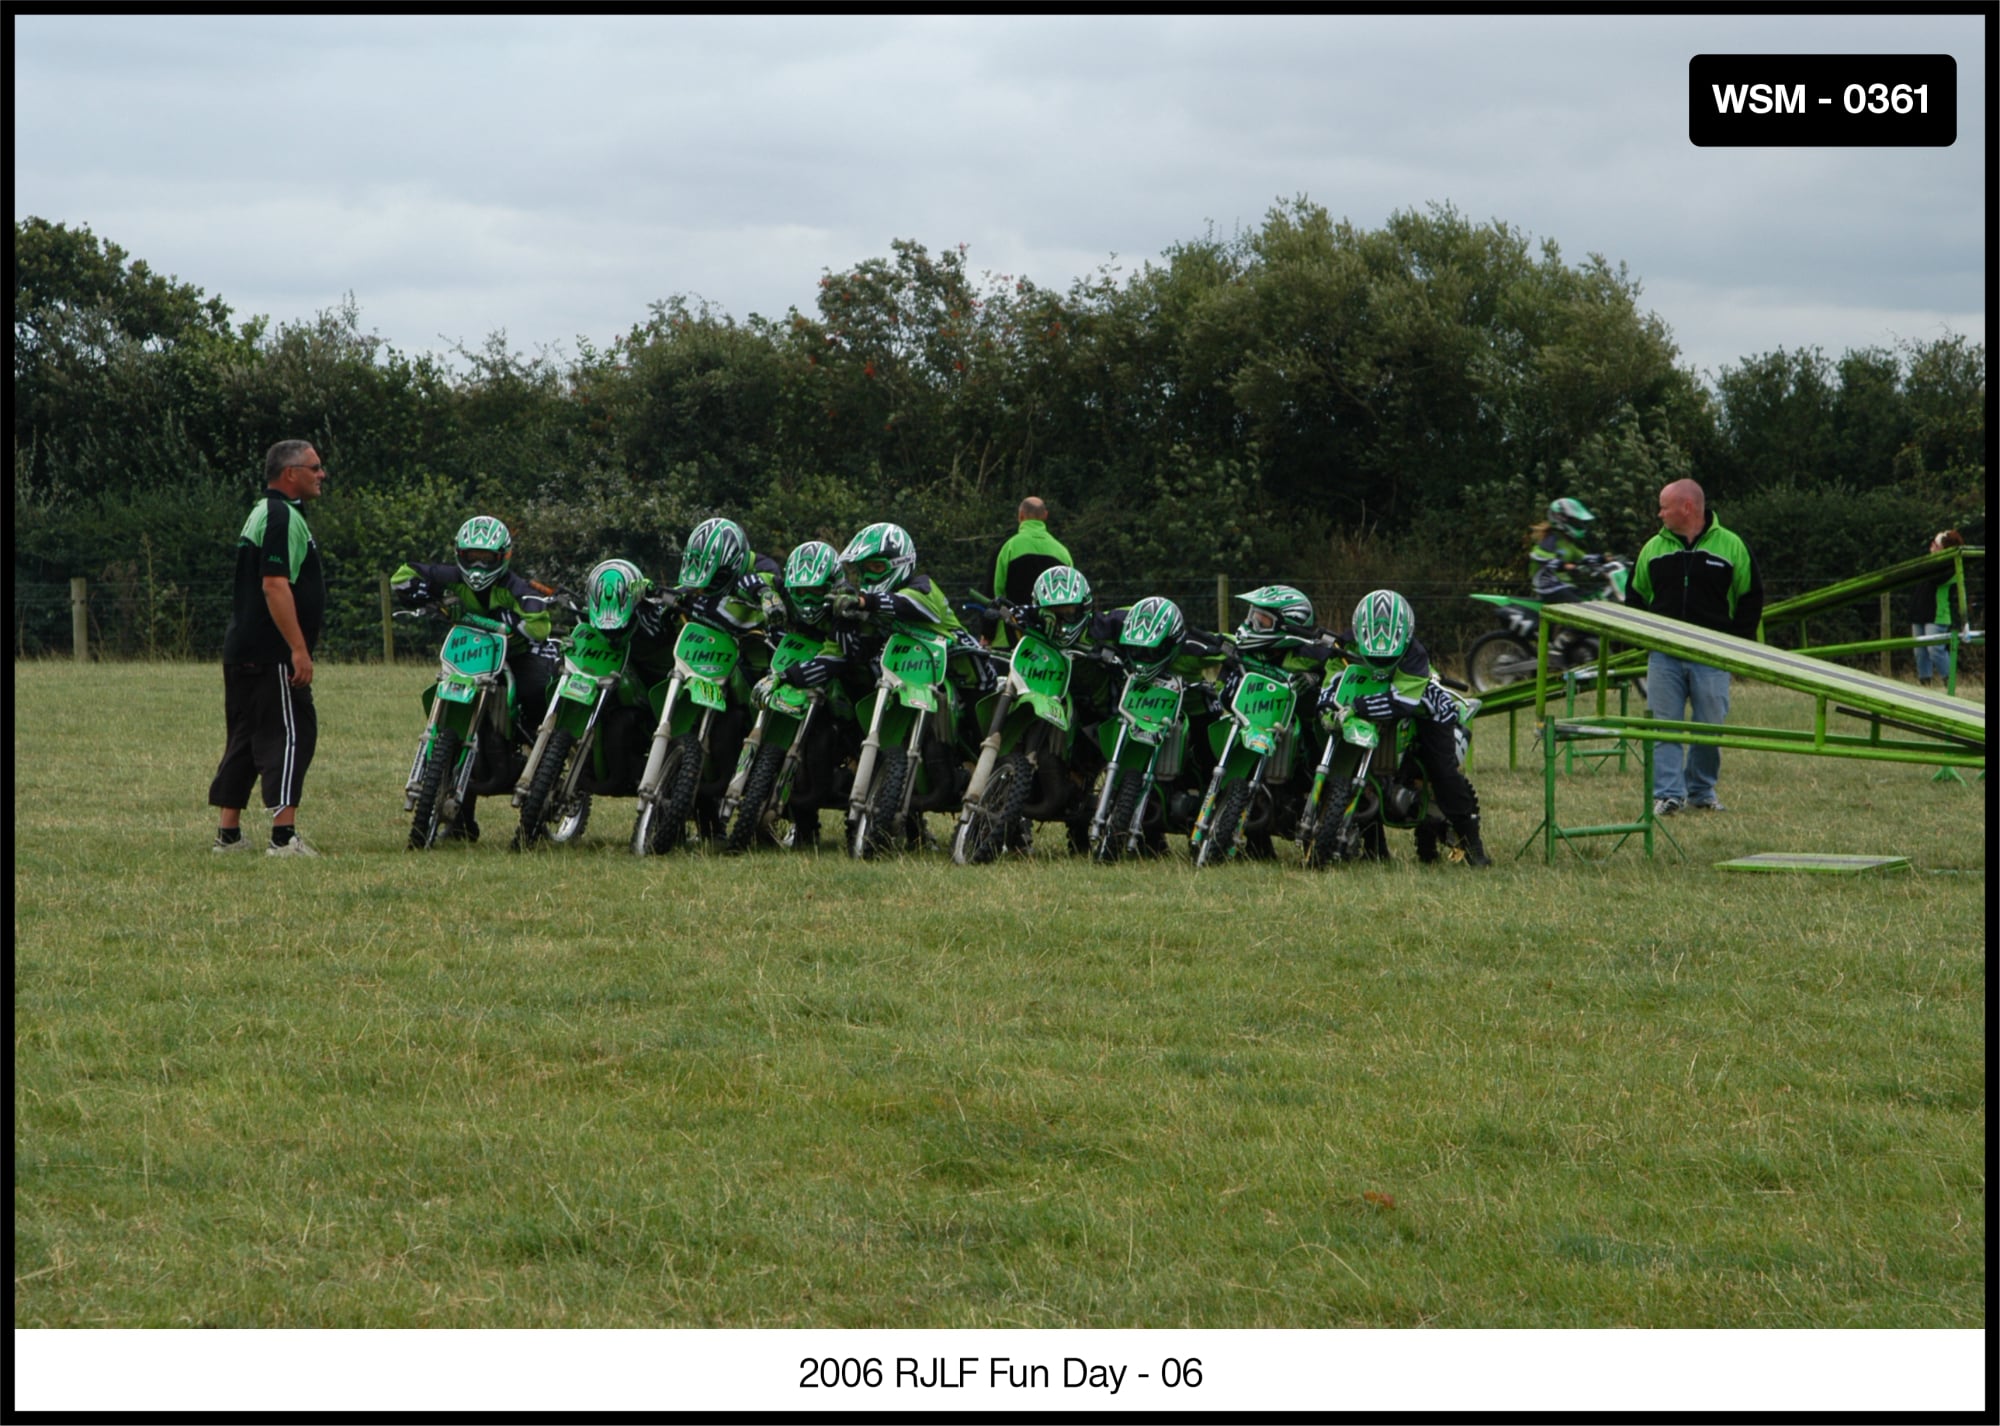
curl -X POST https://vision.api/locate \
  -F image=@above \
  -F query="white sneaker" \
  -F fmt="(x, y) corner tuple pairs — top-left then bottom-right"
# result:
(266, 834), (322, 857)
(211, 834), (256, 853)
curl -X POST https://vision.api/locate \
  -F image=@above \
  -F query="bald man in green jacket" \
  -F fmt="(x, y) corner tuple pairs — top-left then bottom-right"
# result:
(990, 496), (1072, 648)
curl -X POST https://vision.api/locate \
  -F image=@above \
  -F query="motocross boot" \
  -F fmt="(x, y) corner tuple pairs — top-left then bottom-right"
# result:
(442, 794), (481, 844)
(1415, 816), (1444, 864)
(1449, 813), (1493, 868)
(1357, 821), (1390, 861)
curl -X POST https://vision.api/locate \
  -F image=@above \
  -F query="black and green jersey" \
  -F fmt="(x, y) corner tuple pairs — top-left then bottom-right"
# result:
(1631, 512), (1763, 640)
(1908, 561), (1965, 626)
(1530, 527), (1595, 599)
(223, 488), (325, 664)
(391, 560), (557, 652)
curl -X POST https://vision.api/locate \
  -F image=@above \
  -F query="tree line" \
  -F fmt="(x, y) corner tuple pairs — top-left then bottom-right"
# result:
(12, 201), (1986, 661)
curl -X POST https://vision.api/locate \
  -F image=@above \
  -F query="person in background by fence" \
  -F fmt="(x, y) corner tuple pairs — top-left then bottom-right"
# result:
(987, 496), (1071, 647)
(208, 440), (328, 856)
(1908, 529), (1965, 686)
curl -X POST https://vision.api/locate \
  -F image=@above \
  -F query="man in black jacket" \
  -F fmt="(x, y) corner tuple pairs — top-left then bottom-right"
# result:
(1629, 479), (1763, 816)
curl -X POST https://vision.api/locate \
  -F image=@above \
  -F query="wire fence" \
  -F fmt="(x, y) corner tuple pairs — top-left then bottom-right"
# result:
(17, 573), (1978, 682)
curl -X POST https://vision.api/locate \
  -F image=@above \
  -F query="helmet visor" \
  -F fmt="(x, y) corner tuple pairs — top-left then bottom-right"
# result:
(1246, 607), (1279, 634)
(458, 547), (504, 570)
(851, 557), (892, 584)
(790, 582), (830, 615)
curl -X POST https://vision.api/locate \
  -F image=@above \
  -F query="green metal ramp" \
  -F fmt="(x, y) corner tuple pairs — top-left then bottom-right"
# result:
(1537, 601), (1985, 747)
(1521, 603), (1983, 863)
(1761, 544), (1980, 628)
(1465, 545), (1982, 717)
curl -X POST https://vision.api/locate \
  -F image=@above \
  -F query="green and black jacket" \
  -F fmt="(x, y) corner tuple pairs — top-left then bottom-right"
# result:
(1630, 512), (1764, 641)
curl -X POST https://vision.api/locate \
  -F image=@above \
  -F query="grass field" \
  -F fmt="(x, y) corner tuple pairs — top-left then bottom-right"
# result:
(12, 659), (1987, 1330)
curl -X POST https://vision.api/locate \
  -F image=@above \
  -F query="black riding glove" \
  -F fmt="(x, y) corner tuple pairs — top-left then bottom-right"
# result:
(1353, 692), (1396, 722)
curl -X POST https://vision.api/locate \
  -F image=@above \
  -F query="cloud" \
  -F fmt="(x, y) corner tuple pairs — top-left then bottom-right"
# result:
(13, 13), (1986, 384)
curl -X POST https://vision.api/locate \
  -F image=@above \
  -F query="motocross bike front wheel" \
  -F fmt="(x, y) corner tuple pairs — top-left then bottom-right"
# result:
(1465, 631), (1539, 693)
(1306, 774), (1361, 868)
(545, 789), (591, 844)
(515, 729), (576, 850)
(409, 727), (464, 850)
(1194, 777), (1253, 869)
(632, 736), (700, 856)
(723, 740), (791, 854)
(952, 752), (1029, 865)
(1093, 767), (1158, 865)
(851, 746), (910, 860)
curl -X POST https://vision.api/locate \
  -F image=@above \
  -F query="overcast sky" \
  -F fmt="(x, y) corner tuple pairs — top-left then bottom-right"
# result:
(13, 12), (1989, 387)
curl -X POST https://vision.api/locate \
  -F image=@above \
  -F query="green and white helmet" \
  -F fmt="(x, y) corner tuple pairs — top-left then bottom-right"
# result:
(838, 522), (916, 595)
(678, 517), (751, 594)
(783, 540), (840, 619)
(1234, 584), (1315, 651)
(1350, 589), (1416, 671)
(454, 515), (513, 593)
(584, 559), (647, 632)
(1031, 565), (1094, 647)
(1547, 497), (1595, 538)
(1118, 596), (1186, 677)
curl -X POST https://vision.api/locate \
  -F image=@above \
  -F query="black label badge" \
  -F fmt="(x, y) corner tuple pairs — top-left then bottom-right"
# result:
(1689, 54), (1956, 146)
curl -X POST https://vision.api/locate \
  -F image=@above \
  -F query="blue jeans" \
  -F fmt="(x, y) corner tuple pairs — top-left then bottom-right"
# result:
(1912, 623), (1950, 681)
(1646, 652), (1731, 804)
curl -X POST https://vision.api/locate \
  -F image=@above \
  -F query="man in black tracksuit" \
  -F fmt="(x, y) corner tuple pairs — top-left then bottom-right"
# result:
(208, 440), (328, 856)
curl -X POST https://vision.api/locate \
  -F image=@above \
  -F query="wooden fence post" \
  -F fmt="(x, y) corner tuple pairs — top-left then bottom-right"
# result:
(1216, 573), (1229, 633)
(381, 572), (395, 663)
(71, 577), (89, 664)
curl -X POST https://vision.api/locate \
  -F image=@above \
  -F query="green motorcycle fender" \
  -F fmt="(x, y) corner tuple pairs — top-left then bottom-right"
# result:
(859, 684), (951, 749)
(976, 690), (1073, 758)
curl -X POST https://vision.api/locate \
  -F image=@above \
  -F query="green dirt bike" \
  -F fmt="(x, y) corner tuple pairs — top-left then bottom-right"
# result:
(1465, 555), (1644, 697)
(511, 621), (647, 849)
(1086, 667), (1191, 864)
(846, 623), (958, 859)
(1297, 661), (1479, 867)
(400, 607), (525, 848)
(950, 606), (1075, 865)
(1187, 664), (1311, 869)
(630, 617), (749, 857)
(717, 629), (839, 853)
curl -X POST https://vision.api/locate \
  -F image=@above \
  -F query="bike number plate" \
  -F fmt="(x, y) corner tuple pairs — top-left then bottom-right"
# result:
(768, 630), (824, 677)
(1121, 679), (1182, 737)
(1231, 670), (1295, 728)
(687, 676), (728, 711)
(1011, 632), (1071, 699)
(675, 622), (741, 682)
(882, 630), (947, 688)
(442, 623), (507, 677)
